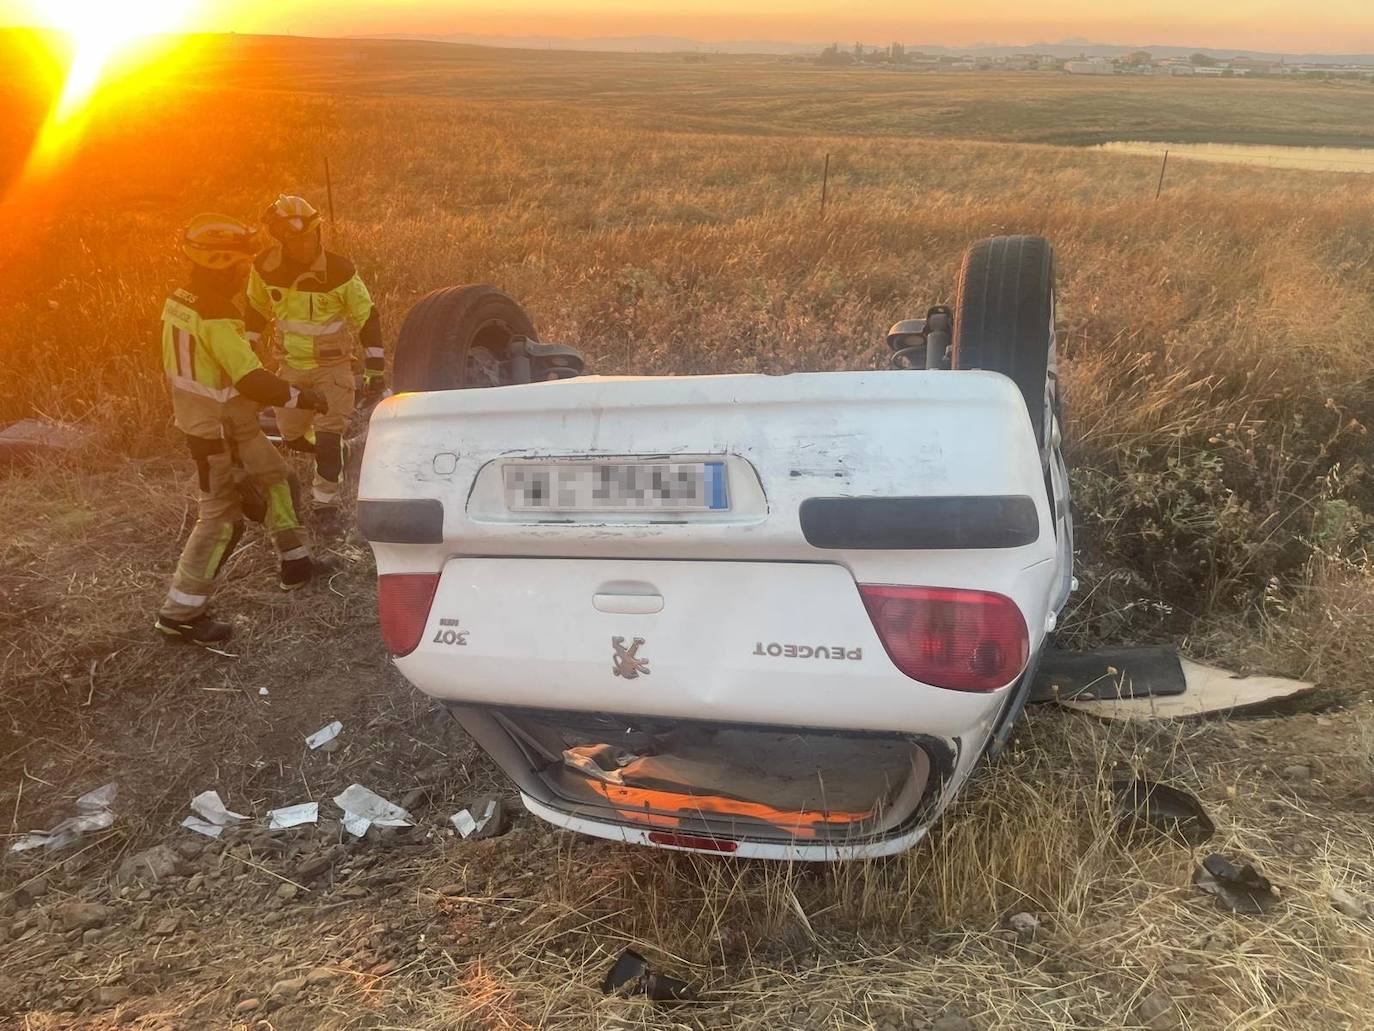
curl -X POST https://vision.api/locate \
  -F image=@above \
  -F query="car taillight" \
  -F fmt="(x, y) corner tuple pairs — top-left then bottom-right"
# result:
(647, 831), (739, 853)
(377, 573), (440, 657)
(859, 584), (1029, 692)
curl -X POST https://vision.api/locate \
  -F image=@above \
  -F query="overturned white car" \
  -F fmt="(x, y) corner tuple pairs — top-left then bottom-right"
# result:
(358, 236), (1074, 860)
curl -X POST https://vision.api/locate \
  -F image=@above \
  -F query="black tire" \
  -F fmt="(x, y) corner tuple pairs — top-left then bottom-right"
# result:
(951, 236), (1056, 451)
(392, 285), (537, 392)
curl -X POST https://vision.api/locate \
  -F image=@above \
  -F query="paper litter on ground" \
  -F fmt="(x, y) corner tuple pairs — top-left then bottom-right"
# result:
(189, 789), (248, 827)
(333, 784), (411, 837)
(180, 815), (226, 838)
(267, 802), (318, 829)
(8, 781), (118, 853)
(450, 799), (497, 839)
(305, 720), (343, 749)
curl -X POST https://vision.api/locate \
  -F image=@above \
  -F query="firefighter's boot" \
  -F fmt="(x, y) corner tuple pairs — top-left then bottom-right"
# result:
(279, 553), (343, 591)
(155, 612), (234, 646)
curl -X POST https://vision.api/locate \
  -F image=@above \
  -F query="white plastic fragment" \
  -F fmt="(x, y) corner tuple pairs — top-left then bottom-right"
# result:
(333, 784), (411, 838)
(450, 799), (497, 839)
(8, 781), (118, 853)
(305, 720), (343, 749)
(180, 815), (225, 838)
(77, 783), (118, 811)
(267, 802), (318, 829)
(259, 687), (269, 696)
(1061, 659), (1316, 720)
(450, 809), (477, 838)
(189, 790), (248, 827)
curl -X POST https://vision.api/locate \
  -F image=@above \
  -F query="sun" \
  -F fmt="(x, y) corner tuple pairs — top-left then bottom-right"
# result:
(41, 0), (199, 119)
(12, 0), (201, 183)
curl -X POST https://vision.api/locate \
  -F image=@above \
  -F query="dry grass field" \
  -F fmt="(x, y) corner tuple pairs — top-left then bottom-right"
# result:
(2, 32), (1374, 1029)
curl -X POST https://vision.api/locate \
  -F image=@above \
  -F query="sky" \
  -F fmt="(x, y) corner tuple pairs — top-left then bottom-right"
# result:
(5, 0), (1374, 53)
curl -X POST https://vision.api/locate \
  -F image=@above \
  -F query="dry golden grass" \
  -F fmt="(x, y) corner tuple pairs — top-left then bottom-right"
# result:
(4, 33), (1374, 1031)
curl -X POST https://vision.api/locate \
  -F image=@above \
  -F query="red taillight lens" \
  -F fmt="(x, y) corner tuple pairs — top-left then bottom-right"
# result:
(377, 573), (440, 657)
(647, 831), (739, 853)
(859, 584), (1029, 692)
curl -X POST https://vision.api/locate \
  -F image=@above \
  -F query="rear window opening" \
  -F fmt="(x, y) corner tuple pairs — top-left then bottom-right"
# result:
(487, 708), (939, 845)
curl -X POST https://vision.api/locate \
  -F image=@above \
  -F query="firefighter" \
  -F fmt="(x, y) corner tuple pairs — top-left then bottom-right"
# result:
(246, 195), (384, 529)
(156, 213), (330, 646)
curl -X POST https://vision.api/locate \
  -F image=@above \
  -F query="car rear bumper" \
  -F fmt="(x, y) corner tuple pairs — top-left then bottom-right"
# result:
(448, 703), (964, 859)
(519, 793), (938, 861)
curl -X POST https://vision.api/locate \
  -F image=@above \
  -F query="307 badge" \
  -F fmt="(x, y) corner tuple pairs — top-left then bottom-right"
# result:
(612, 637), (650, 679)
(432, 618), (469, 647)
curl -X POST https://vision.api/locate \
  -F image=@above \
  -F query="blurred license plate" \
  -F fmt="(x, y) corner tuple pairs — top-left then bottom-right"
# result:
(504, 461), (730, 513)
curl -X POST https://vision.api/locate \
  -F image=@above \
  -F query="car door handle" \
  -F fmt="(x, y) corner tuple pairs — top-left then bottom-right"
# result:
(593, 592), (664, 615)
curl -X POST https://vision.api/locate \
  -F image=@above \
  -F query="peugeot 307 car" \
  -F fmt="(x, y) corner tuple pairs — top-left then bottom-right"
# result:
(357, 236), (1074, 860)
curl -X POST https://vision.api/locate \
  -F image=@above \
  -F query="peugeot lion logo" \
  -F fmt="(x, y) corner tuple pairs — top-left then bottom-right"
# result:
(611, 637), (650, 679)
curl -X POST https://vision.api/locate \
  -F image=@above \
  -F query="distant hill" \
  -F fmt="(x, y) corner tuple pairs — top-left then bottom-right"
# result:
(361, 31), (1374, 66)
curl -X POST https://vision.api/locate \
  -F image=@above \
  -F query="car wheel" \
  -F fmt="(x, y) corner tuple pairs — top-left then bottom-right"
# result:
(392, 285), (538, 392)
(951, 235), (1058, 458)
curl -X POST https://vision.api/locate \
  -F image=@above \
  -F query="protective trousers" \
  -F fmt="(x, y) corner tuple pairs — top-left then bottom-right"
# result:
(273, 364), (354, 506)
(158, 425), (309, 622)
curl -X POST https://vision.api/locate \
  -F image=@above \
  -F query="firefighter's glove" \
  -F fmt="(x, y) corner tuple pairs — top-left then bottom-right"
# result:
(361, 374), (387, 403)
(297, 388), (330, 414)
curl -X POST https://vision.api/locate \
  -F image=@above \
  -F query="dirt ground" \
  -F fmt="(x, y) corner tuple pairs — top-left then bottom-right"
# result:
(2, 461), (1373, 1030)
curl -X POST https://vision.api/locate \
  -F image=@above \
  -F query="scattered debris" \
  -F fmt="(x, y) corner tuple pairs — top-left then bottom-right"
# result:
(450, 797), (504, 839)
(8, 782), (117, 853)
(602, 949), (650, 995)
(1030, 646), (1186, 703)
(645, 970), (696, 1003)
(333, 784), (411, 838)
(1061, 659), (1315, 720)
(259, 687), (269, 696)
(1329, 886), (1370, 919)
(306, 720), (343, 750)
(601, 949), (696, 1004)
(181, 790), (248, 838)
(267, 802), (319, 829)
(1194, 854), (1280, 914)
(1114, 778), (1215, 847)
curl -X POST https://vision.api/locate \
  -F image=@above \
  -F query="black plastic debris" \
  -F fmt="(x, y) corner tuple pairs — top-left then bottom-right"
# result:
(601, 949), (696, 1004)
(1030, 646), (1187, 704)
(1193, 854), (1280, 914)
(1113, 778), (1215, 847)
(602, 949), (649, 995)
(645, 972), (696, 1003)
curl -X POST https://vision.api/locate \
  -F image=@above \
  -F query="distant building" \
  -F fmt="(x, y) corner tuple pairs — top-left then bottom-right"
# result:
(1230, 57), (1281, 74)
(889, 42), (905, 62)
(1065, 60), (1114, 75)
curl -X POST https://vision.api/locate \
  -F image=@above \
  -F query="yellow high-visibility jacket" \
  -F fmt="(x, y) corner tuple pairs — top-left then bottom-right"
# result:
(245, 246), (383, 378)
(161, 277), (303, 439)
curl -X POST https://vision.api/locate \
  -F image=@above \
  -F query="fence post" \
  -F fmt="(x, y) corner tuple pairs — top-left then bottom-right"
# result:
(1155, 150), (1169, 200)
(324, 155), (337, 227)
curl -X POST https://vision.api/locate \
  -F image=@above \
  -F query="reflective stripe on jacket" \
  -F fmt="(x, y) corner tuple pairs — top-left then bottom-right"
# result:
(161, 286), (264, 438)
(246, 247), (374, 371)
